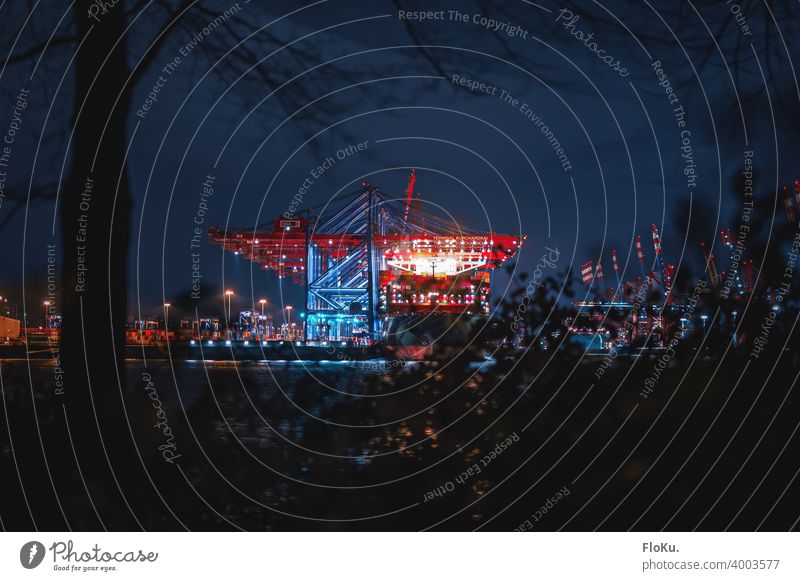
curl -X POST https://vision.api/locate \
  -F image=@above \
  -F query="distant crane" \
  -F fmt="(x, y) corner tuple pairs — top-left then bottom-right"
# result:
(611, 249), (622, 300)
(651, 224), (670, 296)
(700, 241), (720, 290)
(595, 258), (607, 299)
(783, 186), (796, 224)
(720, 227), (745, 297)
(580, 260), (594, 286)
(636, 234), (647, 284)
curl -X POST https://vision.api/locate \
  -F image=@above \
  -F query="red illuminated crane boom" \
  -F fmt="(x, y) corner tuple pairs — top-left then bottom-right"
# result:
(402, 169), (417, 228)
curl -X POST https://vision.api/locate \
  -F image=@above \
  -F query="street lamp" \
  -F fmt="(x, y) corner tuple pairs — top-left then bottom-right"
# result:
(259, 299), (267, 339)
(163, 303), (171, 335)
(43, 301), (51, 329)
(225, 290), (234, 337)
(700, 314), (708, 334)
(285, 305), (293, 339)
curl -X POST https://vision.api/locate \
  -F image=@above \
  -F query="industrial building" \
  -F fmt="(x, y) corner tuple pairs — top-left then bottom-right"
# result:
(0, 315), (20, 343)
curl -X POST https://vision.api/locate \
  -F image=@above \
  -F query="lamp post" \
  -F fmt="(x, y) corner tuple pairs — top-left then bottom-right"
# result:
(225, 290), (234, 337)
(163, 303), (171, 339)
(259, 299), (267, 338)
(285, 305), (293, 339)
(43, 301), (51, 329)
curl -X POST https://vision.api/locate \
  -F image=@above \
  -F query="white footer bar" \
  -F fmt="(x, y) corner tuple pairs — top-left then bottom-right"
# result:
(1, 532), (796, 580)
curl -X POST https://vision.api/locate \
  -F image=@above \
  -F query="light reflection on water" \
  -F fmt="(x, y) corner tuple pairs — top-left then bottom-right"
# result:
(6, 358), (502, 529)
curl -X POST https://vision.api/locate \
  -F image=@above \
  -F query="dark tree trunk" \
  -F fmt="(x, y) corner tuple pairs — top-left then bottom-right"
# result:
(53, 1), (142, 529)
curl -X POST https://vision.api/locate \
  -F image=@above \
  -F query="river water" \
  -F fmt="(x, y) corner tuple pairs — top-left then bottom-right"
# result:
(2, 357), (530, 530)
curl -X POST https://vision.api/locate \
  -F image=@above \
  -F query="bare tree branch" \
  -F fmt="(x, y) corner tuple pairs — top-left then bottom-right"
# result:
(2, 34), (76, 66)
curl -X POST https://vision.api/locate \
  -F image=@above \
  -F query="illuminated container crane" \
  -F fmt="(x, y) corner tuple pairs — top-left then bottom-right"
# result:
(208, 180), (524, 343)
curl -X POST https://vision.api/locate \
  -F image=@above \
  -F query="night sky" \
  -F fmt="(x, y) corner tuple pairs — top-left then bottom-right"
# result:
(1, 0), (797, 319)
